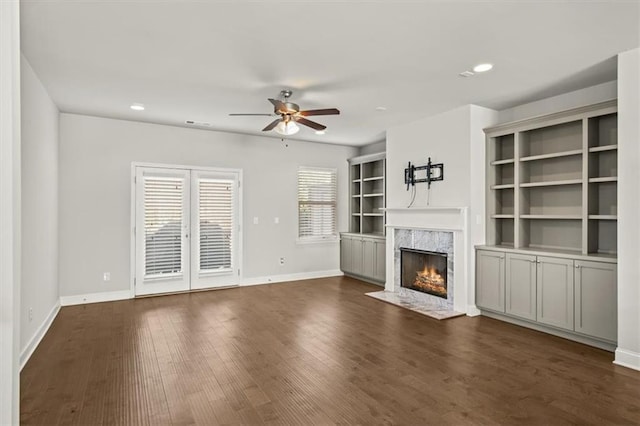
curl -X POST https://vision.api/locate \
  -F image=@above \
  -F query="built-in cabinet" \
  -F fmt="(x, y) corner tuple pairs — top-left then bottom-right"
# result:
(505, 253), (536, 321)
(477, 248), (617, 346)
(478, 101), (618, 350)
(341, 233), (385, 284)
(341, 152), (386, 285)
(574, 260), (617, 341)
(476, 250), (505, 312)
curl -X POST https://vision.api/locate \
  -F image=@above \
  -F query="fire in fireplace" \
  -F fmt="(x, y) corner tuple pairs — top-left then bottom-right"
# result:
(400, 248), (447, 298)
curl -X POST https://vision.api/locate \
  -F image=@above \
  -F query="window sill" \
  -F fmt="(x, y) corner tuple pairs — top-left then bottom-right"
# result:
(296, 236), (339, 245)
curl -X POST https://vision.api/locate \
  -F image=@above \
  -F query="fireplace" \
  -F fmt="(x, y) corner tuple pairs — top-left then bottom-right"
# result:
(400, 248), (448, 299)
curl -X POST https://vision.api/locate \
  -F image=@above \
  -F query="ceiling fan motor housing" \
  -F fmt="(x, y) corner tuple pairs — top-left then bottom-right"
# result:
(275, 102), (300, 115)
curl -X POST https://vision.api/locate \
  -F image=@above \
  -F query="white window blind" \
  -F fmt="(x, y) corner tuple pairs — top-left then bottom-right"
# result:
(144, 176), (184, 277)
(198, 178), (233, 272)
(298, 167), (337, 240)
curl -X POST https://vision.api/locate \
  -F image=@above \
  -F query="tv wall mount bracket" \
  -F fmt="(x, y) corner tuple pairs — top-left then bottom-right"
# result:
(404, 157), (444, 190)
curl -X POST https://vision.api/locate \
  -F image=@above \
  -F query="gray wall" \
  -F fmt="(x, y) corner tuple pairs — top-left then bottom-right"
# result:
(59, 114), (358, 297)
(498, 80), (617, 123)
(20, 56), (59, 355)
(358, 140), (386, 156)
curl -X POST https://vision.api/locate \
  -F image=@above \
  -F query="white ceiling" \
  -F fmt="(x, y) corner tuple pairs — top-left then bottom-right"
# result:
(21, 1), (639, 146)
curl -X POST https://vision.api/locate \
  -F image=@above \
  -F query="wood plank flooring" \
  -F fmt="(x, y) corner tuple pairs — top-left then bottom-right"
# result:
(21, 276), (640, 425)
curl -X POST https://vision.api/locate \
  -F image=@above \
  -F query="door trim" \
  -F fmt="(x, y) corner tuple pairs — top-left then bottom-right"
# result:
(130, 162), (243, 297)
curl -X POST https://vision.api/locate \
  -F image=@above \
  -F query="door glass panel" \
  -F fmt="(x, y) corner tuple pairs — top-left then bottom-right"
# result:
(144, 176), (184, 277)
(199, 178), (233, 273)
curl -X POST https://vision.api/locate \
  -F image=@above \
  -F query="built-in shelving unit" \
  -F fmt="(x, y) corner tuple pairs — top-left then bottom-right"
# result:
(485, 100), (618, 257)
(478, 101), (619, 351)
(342, 152), (387, 285)
(348, 152), (386, 236)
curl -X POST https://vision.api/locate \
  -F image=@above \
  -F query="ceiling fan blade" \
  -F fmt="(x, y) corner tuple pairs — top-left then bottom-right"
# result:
(295, 117), (327, 131)
(262, 118), (281, 131)
(298, 108), (340, 117)
(229, 113), (273, 116)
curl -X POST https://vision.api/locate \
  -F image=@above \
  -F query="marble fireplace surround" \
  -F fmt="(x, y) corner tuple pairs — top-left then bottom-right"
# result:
(380, 207), (471, 315)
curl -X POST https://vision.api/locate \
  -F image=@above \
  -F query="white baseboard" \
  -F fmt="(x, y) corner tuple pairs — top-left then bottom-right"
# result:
(241, 269), (343, 287)
(614, 348), (640, 371)
(466, 305), (482, 317)
(59, 289), (132, 306)
(20, 301), (60, 370)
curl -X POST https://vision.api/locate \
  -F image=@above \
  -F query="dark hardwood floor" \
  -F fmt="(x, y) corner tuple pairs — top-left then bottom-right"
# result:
(21, 276), (640, 425)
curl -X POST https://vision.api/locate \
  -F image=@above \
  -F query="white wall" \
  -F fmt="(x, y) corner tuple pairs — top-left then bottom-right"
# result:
(0, 1), (21, 423)
(20, 56), (60, 365)
(59, 114), (357, 297)
(497, 80), (617, 123)
(386, 104), (498, 314)
(616, 48), (640, 370)
(387, 105), (472, 209)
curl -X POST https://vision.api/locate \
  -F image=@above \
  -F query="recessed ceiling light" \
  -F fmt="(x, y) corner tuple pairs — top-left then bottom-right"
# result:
(459, 71), (475, 78)
(473, 63), (493, 73)
(315, 130), (326, 135)
(375, 106), (387, 111)
(130, 103), (145, 111)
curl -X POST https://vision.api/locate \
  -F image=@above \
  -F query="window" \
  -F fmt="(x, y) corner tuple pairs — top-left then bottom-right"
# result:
(297, 167), (337, 241)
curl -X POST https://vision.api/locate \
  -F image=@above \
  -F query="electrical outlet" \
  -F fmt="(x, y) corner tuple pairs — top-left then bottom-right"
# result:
(279, 257), (285, 266)
(274, 217), (279, 224)
(28, 308), (33, 322)
(103, 272), (111, 282)
(253, 217), (259, 225)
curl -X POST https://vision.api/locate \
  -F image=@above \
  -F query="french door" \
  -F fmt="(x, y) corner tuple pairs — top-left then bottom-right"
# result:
(134, 166), (241, 296)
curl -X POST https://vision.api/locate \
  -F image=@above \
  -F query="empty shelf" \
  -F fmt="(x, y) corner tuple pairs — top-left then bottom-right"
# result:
(491, 214), (515, 219)
(588, 215), (617, 220)
(491, 158), (515, 166)
(491, 184), (515, 190)
(520, 179), (582, 188)
(589, 144), (618, 153)
(588, 176), (617, 183)
(520, 215), (581, 220)
(362, 193), (384, 198)
(520, 149), (582, 162)
(362, 176), (384, 182)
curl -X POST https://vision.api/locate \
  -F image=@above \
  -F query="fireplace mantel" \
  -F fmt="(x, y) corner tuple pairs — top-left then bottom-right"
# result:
(383, 206), (468, 232)
(382, 205), (474, 315)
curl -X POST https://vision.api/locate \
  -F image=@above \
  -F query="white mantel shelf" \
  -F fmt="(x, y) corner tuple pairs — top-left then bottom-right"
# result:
(384, 206), (469, 232)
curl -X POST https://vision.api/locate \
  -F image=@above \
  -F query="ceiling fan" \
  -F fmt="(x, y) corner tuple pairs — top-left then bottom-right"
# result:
(229, 90), (340, 136)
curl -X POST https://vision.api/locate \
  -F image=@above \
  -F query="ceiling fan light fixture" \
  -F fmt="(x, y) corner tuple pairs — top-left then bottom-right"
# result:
(275, 120), (299, 136)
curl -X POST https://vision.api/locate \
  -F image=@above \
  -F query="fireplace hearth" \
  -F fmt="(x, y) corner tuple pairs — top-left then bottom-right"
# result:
(400, 248), (447, 299)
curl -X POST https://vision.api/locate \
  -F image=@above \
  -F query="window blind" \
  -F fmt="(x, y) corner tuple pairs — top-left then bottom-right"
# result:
(198, 178), (233, 272)
(144, 176), (184, 277)
(298, 167), (337, 240)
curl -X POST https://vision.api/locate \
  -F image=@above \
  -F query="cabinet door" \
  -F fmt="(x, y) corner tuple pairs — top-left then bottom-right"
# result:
(537, 256), (574, 331)
(374, 240), (386, 283)
(350, 237), (363, 276)
(476, 250), (505, 312)
(340, 236), (353, 274)
(575, 260), (617, 342)
(505, 253), (537, 321)
(362, 238), (375, 279)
